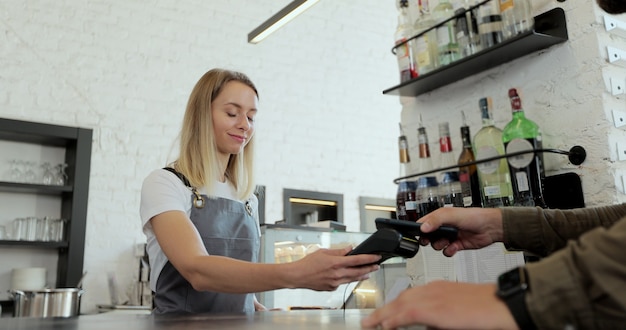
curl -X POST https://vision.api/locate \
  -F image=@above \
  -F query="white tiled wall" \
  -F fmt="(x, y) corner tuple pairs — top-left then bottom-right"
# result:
(1, 0), (624, 314)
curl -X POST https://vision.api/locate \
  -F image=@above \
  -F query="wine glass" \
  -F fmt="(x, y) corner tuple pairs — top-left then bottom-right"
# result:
(54, 163), (69, 186)
(23, 161), (37, 183)
(41, 162), (55, 185)
(8, 159), (23, 182)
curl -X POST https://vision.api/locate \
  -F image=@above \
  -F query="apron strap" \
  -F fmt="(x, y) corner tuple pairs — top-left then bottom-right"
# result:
(162, 167), (191, 187)
(162, 167), (205, 209)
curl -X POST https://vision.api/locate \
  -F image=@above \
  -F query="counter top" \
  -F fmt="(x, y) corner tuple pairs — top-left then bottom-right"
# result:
(0, 309), (425, 330)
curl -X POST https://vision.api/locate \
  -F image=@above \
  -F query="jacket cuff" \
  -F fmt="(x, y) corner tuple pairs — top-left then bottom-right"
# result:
(501, 207), (545, 252)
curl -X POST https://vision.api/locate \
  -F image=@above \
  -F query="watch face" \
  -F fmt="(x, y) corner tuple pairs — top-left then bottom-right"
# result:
(498, 267), (523, 297)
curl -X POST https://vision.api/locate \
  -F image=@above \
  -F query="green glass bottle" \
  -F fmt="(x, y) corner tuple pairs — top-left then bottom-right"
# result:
(473, 97), (513, 208)
(502, 88), (547, 207)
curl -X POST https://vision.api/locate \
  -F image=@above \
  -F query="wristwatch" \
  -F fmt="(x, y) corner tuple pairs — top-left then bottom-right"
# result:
(496, 267), (537, 330)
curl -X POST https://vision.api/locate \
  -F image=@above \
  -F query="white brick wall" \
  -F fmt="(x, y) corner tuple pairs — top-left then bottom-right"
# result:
(0, 0), (399, 312)
(1, 0), (624, 314)
(402, 0), (626, 208)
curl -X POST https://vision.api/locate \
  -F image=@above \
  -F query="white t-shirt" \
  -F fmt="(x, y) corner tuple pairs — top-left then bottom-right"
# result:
(140, 168), (260, 291)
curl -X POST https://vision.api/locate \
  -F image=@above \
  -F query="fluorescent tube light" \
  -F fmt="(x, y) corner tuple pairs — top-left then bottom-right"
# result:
(364, 205), (396, 212)
(289, 197), (337, 206)
(248, 0), (320, 44)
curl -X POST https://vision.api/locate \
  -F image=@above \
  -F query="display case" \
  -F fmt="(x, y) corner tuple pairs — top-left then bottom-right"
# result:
(258, 225), (407, 310)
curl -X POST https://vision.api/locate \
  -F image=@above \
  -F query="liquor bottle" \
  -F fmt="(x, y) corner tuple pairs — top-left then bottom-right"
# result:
(396, 124), (419, 221)
(438, 122), (457, 170)
(437, 122), (463, 207)
(473, 97), (513, 207)
(395, 0), (419, 82)
(432, 0), (460, 66)
(458, 112), (482, 207)
(417, 125), (435, 174)
(477, 0), (503, 48)
(455, 1), (481, 57)
(413, 0), (439, 75)
(499, 0), (533, 39)
(416, 125), (440, 217)
(417, 176), (441, 217)
(502, 88), (547, 207)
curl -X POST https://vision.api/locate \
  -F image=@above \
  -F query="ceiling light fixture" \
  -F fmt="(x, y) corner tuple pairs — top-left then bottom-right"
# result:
(247, 0), (320, 44)
(289, 197), (337, 206)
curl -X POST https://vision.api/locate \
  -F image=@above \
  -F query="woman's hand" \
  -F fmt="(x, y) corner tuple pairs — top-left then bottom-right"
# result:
(418, 207), (504, 257)
(288, 246), (380, 291)
(361, 281), (518, 330)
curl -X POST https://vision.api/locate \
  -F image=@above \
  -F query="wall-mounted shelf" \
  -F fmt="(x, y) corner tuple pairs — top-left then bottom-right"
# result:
(0, 181), (72, 195)
(0, 240), (68, 249)
(383, 7), (568, 97)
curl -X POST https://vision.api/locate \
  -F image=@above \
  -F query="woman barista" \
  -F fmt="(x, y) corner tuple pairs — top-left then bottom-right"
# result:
(140, 68), (380, 314)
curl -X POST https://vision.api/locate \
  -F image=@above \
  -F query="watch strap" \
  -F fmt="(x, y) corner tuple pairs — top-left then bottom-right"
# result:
(499, 267), (537, 330)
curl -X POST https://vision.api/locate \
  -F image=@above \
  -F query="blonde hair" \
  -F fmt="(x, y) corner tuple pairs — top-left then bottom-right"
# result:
(173, 68), (258, 200)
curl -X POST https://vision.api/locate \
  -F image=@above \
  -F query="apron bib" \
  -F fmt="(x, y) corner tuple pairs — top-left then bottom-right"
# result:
(153, 169), (259, 314)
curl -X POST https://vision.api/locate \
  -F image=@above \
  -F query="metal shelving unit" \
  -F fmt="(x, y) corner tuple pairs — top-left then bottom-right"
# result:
(0, 118), (92, 288)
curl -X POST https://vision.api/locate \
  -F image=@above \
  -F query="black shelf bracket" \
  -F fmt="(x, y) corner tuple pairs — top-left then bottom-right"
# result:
(383, 7), (568, 97)
(394, 145), (586, 184)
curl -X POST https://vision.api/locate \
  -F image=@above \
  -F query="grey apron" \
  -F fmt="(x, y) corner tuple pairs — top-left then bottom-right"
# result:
(153, 168), (260, 314)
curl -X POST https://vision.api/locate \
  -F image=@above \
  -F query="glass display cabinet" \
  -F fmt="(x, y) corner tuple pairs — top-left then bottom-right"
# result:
(258, 225), (407, 310)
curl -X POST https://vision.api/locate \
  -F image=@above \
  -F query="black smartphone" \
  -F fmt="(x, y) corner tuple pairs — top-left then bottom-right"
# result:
(374, 218), (458, 242)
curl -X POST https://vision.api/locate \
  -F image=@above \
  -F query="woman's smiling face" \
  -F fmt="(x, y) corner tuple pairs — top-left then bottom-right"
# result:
(211, 80), (258, 159)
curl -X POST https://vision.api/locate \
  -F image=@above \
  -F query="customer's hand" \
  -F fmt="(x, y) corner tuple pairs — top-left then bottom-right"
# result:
(418, 207), (504, 257)
(289, 246), (380, 291)
(361, 281), (518, 330)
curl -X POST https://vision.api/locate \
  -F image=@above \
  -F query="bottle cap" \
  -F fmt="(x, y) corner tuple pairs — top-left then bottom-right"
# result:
(440, 171), (460, 184)
(479, 97), (492, 119)
(417, 176), (439, 188)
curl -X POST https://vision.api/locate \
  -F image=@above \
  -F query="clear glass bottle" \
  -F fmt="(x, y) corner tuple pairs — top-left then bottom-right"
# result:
(502, 88), (546, 207)
(413, 0), (439, 74)
(396, 124), (419, 221)
(473, 97), (513, 207)
(395, 0), (419, 82)
(477, 0), (503, 48)
(417, 176), (441, 217)
(437, 121), (463, 208)
(499, 0), (533, 39)
(458, 112), (482, 207)
(416, 125), (440, 218)
(455, 1), (482, 57)
(440, 171), (464, 207)
(432, 0), (460, 66)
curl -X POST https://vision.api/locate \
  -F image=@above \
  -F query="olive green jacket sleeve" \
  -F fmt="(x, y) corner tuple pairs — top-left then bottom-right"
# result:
(501, 204), (626, 329)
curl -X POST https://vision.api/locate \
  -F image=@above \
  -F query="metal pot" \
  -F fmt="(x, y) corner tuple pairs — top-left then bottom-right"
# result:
(9, 288), (84, 318)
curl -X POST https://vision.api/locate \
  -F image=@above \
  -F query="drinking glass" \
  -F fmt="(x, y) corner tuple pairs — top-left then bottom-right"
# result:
(25, 217), (38, 241)
(36, 217), (50, 241)
(23, 161), (37, 183)
(54, 163), (69, 186)
(49, 218), (67, 241)
(12, 218), (26, 240)
(8, 159), (22, 182)
(41, 162), (55, 185)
